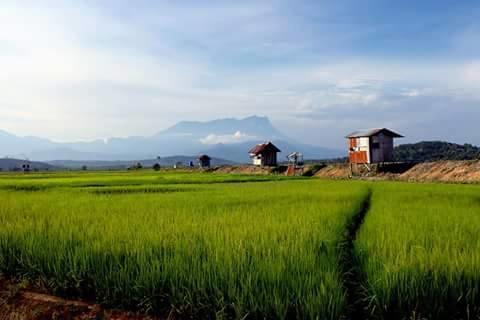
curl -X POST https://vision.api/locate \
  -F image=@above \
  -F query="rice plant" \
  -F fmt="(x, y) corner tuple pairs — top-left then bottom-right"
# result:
(0, 172), (369, 319)
(3, 171), (478, 319)
(356, 182), (480, 319)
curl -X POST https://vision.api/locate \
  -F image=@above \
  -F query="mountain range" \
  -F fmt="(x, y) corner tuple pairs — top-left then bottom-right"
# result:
(0, 158), (57, 171)
(0, 116), (344, 163)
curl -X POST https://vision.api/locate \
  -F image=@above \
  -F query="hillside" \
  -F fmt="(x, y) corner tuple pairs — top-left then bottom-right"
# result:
(398, 160), (480, 183)
(395, 141), (480, 162)
(0, 158), (57, 171)
(315, 160), (480, 183)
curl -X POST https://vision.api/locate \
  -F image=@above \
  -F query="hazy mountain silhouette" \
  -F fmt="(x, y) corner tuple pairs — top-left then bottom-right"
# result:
(0, 116), (343, 162)
(0, 158), (57, 171)
(159, 116), (287, 139)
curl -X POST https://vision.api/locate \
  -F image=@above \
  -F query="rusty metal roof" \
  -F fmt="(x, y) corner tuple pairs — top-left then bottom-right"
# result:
(346, 128), (404, 138)
(248, 142), (281, 154)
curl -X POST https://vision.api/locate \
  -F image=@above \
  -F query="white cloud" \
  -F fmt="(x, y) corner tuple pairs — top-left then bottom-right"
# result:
(402, 89), (421, 97)
(200, 131), (256, 145)
(461, 61), (480, 83)
(0, 1), (212, 139)
(0, 1), (479, 148)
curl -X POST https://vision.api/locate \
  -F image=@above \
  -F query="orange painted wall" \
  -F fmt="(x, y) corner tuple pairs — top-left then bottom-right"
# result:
(349, 151), (368, 164)
(349, 138), (357, 148)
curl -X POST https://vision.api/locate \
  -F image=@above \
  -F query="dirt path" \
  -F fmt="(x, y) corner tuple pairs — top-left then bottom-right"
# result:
(0, 278), (157, 320)
(338, 190), (372, 320)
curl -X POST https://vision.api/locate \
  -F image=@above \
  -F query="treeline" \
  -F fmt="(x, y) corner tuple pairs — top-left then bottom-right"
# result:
(394, 141), (480, 162)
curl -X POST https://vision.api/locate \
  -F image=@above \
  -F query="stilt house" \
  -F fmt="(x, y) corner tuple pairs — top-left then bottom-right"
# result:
(346, 128), (403, 164)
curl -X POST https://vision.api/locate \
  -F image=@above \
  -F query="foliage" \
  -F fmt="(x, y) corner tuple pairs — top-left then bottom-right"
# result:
(394, 141), (480, 162)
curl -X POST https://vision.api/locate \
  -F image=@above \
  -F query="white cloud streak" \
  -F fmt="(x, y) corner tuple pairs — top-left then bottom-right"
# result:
(200, 131), (256, 145)
(0, 1), (479, 147)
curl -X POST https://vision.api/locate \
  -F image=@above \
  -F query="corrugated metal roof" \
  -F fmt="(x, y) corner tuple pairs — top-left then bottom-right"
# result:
(248, 142), (281, 154)
(346, 128), (404, 138)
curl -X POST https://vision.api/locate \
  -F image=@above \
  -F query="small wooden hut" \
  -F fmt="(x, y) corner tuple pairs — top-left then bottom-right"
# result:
(249, 142), (281, 166)
(198, 155), (211, 168)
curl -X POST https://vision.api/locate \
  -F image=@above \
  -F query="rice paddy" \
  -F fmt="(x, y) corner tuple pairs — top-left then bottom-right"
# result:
(0, 171), (368, 319)
(356, 182), (480, 319)
(0, 171), (479, 319)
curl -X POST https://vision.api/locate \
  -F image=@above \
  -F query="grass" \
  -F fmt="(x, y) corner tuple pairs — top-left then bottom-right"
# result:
(356, 182), (480, 319)
(1, 170), (480, 319)
(0, 170), (298, 191)
(0, 171), (369, 319)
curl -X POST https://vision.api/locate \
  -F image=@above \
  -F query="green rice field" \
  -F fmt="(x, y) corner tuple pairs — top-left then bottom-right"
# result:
(356, 182), (480, 319)
(0, 170), (479, 319)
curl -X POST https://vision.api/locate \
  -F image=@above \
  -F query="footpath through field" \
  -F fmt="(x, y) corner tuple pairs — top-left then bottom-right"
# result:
(338, 189), (372, 320)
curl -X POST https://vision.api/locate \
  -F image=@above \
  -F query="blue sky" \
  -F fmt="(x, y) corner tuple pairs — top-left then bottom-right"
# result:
(0, 0), (479, 147)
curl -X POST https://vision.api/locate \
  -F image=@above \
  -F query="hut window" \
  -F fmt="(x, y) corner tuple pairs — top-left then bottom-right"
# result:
(372, 142), (380, 149)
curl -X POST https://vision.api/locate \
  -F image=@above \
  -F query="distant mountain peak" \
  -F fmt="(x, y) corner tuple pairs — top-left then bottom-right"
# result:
(0, 116), (343, 162)
(243, 115), (270, 121)
(241, 115), (275, 126)
(158, 115), (285, 140)
(165, 115), (270, 127)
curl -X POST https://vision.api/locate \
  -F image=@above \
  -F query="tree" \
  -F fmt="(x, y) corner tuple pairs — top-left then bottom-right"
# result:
(128, 162), (143, 170)
(394, 141), (480, 162)
(152, 163), (161, 171)
(81, 165), (88, 171)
